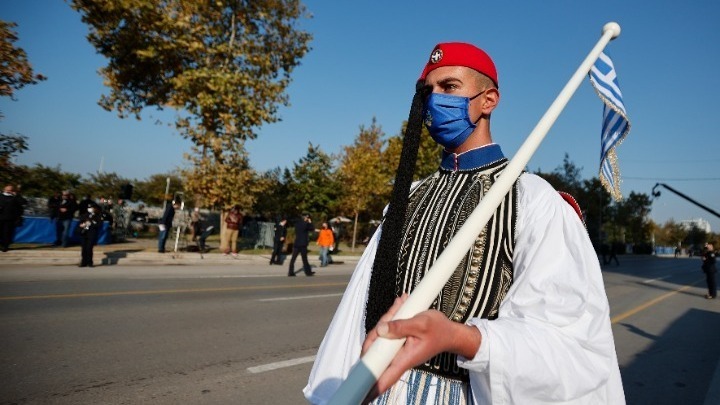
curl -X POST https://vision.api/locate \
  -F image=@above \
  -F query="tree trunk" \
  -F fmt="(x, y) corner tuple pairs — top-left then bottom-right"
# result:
(219, 209), (227, 253)
(351, 211), (358, 252)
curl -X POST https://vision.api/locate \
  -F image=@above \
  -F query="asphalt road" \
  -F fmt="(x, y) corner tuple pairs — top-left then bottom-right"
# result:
(0, 255), (718, 404)
(603, 255), (720, 405)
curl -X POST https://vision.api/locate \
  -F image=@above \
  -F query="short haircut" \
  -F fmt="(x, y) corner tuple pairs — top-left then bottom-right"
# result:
(471, 69), (497, 91)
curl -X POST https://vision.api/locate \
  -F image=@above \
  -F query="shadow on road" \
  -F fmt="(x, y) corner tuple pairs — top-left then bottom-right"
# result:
(102, 249), (144, 265)
(620, 308), (720, 404)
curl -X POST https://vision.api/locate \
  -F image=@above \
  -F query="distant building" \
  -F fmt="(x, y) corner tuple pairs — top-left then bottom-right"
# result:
(679, 218), (712, 234)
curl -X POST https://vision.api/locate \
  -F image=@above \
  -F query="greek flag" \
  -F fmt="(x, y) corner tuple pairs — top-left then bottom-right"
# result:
(589, 52), (630, 201)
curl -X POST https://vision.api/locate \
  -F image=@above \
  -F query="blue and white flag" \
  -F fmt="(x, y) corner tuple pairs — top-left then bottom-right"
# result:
(589, 52), (631, 201)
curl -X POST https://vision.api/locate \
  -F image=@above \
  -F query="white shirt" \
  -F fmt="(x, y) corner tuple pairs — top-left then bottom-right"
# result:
(304, 173), (625, 404)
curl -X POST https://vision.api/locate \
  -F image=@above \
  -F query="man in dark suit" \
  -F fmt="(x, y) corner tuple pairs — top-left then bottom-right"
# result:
(55, 190), (77, 247)
(288, 214), (315, 277)
(0, 185), (24, 252)
(702, 243), (717, 299)
(47, 192), (61, 222)
(158, 200), (179, 253)
(270, 218), (287, 265)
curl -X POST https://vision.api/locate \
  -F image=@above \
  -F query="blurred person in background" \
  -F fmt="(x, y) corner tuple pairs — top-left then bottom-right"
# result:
(158, 200), (179, 253)
(55, 190), (77, 247)
(77, 202), (102, 267)
(316, 221), (335, 267)
(222, 205), (243, 256)
(0, 185), (24, 252)
(270, 217), (287, 265)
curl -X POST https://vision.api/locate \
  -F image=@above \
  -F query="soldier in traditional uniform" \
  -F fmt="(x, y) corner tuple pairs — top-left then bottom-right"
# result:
(306, 43), (624, 404)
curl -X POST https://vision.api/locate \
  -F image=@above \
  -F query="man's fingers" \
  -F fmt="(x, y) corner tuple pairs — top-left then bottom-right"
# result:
(361, 328), (378, 354)
(362, 294), (409, 355)
(364, 348), (421, 402)
(379, 294), (407, 323)
(366, 318), (408, 352)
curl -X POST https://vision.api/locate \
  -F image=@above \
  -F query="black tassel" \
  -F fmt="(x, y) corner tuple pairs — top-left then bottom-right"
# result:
(365, 81), (431, 332)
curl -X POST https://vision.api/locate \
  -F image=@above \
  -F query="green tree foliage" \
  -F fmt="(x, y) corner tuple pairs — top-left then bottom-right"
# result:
(605, 191), (653, 248)
(14, 164), (82, 197)
(0, 19), (45, 187)
(74, 172), (132, 201)
(0, 133), (28, 185)
(70, 0), (312, 142)
(0, 20), (46, 100)
(540, 157), (615, 248)
(252, 167), (290, 220)
(619, 192), (653, 243)
(534, 155), (655, 248)
(654, 219), (688, 247)
(132, 173), (184, 206)
(182, 143), (256, 210)
(684, 224), (709, 250)
(10, 163), (186, 209)
(385, 122), (442, 183)
(0, 133), (27, 158)
(71, 0), (311, 137)
(286, 143), (338, 219)
(71, 0), (312, 214)
(336, 118), (388, 248)
(535, 153), (583, 197)
(337, 119), (388, 214)
(578, 177), (612, 247)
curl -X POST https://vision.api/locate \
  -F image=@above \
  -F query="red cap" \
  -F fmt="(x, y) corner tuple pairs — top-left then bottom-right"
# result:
(419, 42), (498, 87)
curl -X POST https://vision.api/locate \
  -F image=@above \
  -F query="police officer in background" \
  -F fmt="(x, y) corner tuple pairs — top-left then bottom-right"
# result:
(78, 194), (94, 213)
(77, 202), (102, 267)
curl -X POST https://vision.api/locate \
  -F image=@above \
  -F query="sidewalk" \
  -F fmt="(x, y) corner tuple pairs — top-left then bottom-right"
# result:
(0, 238), (363, 266)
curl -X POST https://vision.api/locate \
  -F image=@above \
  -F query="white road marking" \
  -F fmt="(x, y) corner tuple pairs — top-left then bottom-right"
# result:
(643, 275), (670, 284)
(258, 293), (343, 302)
(247, 356), (317, 374)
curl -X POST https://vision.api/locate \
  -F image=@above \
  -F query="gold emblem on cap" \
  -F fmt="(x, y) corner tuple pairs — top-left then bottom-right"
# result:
(430, 48), (443, 64)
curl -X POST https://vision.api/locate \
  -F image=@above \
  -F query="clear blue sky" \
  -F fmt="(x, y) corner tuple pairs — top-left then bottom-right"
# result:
(2, 0), (719, 233)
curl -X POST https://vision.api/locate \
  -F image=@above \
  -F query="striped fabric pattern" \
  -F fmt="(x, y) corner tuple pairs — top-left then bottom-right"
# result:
(589, 52), (631, 201)
(396, 160), (517, 381)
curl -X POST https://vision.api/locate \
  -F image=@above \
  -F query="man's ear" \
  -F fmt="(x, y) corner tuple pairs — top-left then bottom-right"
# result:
(481, 88), (500, 114)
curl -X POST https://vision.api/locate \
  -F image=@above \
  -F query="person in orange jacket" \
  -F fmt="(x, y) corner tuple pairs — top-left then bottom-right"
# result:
(316, 221), (335, 267)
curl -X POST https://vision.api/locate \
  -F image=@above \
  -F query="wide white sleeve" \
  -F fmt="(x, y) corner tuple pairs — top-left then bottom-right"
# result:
(303, 225), (382, 405)
(458, 174), (625, 404)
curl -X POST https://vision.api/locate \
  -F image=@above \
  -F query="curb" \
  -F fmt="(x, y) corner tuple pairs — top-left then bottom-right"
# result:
(0, 249), (361, 266)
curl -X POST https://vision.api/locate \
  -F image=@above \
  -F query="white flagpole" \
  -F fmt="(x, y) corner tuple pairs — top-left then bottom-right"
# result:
(327, 22), (622, 405)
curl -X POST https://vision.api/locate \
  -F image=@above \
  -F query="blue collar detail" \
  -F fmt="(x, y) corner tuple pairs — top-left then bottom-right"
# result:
(440, 144), (506, 171)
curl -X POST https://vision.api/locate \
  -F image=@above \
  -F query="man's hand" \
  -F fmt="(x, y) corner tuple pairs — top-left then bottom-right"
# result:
(361, 294), (482, 401)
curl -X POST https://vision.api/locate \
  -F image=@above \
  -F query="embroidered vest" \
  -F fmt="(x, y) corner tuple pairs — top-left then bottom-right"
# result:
(394, 159), (518, 381)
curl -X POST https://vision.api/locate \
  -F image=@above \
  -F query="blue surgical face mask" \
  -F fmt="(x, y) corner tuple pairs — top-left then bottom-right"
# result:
(423, 91), (485, 149)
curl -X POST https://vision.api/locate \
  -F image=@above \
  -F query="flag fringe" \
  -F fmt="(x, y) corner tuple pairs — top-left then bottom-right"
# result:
(599, 150), (623, 201)
(589, 75), (631, 201)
